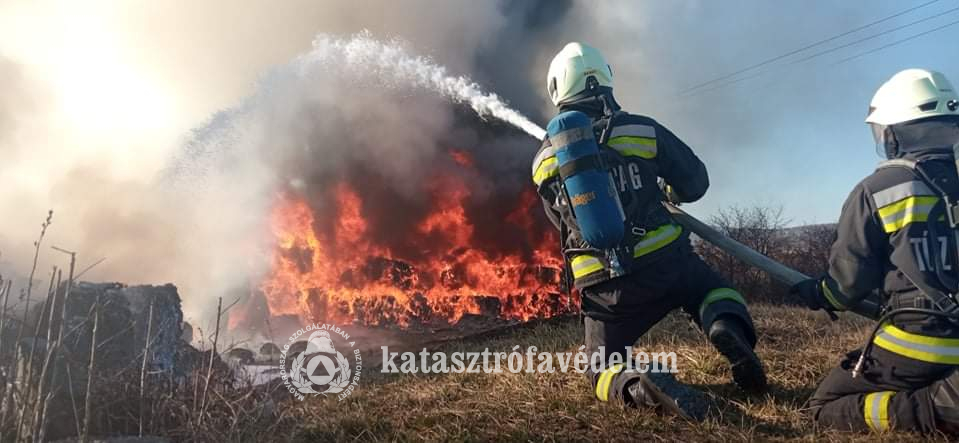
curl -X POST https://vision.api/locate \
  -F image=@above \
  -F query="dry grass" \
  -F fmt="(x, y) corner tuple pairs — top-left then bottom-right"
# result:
(279, 304), (951, 442)
(6, 302), (952, 441)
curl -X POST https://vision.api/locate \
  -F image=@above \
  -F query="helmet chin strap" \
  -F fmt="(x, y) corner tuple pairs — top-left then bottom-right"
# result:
(585, 75), (599, 91)
(582, 76), (618, 116)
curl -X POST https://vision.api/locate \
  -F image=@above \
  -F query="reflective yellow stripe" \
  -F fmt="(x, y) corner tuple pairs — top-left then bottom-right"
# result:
(878, 392), (891, 432)
(595, 364), (624, 402)
(532, 156), (558, 185)
(570, 255), (604, 279)
(820, 281), (848, 311)
(873, 324), (959, 364)
(609, 136), (656, 147)
(864, 391), (893, 432)
(608, 136), (657, 159)
(698, 288), (746, 319)
(876, 195), (938, 233)
(633, 224), (682, 257)
(876, 195), (937, 219)
(569, 224), (682, 281)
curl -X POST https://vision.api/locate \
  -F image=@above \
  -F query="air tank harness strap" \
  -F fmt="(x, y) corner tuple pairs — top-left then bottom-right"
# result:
(559, 155), (605, 179)
(879, 159), (959, 314)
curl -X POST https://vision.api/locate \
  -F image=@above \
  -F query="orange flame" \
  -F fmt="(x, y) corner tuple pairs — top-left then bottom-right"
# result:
(257, 165), (568, 327)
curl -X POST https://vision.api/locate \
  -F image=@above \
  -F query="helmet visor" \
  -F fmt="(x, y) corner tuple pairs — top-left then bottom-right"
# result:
(870, 123), (887, 158)
(870, 123), (886, 145)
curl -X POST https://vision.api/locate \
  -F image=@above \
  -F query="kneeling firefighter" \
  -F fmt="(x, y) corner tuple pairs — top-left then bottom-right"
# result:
(792, 68), (959, 434)
(532, 42), (768, 418)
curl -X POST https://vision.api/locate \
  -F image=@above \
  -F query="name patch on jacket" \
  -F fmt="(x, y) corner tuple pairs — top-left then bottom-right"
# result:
(610, 163), (643, 192)
(909, 231), (954, 272)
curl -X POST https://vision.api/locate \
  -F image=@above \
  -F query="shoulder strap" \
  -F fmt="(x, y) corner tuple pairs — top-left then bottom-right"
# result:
(884, 158), (959, 310)
(593, 111), (624, 145)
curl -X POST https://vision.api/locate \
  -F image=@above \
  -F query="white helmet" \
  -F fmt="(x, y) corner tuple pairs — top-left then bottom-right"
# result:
(546, 42), (613, 107)
(865, 68), (959, 126)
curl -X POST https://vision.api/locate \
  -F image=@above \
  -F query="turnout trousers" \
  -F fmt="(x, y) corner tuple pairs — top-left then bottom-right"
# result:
(809, 332), (958, 433)
(582, 246), (757, 403)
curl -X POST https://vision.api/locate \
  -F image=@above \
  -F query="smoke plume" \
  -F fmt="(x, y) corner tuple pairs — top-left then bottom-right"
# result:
(0, 0), (575, 327)
(0, 0), (891, 329)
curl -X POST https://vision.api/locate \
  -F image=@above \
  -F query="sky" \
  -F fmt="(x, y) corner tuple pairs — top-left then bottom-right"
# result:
(2, 1), (956, 221)
(1, 0), (958, 318)
(583, 0), (959, 226)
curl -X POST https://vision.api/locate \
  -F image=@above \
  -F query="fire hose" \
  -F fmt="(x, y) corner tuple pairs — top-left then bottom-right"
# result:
(673, 198), (959, 376)
(662, 202), (882, 320)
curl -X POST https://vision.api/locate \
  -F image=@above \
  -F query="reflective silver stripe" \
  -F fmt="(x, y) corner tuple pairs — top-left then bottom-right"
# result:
(871, 181), (934, 208)
(868, 393), (882, 428)
(867, 392), (891, 431)
(878, 203), (936, 225)
(609, 124), (656, 139)
(874, 330), (959, 357)
(531, 145), (558, 176)
(550, 127), (593, 148)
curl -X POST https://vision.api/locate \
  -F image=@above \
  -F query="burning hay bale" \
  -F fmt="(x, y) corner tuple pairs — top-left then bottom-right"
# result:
(254, 172), (571, 330)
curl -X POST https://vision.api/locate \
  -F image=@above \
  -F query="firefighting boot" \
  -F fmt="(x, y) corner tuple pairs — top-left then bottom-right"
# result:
(933, 369), (959, 434)
(626, 372), (708, 421)
(708, 317), (768, 393)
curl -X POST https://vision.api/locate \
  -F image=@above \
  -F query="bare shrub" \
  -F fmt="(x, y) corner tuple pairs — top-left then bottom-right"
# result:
(694, 205), (834, 304)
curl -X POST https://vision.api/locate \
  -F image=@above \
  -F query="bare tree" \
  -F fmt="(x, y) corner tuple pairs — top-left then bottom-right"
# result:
(696, 205), (791, 303)
(783, 224), (837, 278)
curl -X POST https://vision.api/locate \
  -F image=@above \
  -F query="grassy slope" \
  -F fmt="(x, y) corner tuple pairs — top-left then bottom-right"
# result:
(284, 304), (948, 442)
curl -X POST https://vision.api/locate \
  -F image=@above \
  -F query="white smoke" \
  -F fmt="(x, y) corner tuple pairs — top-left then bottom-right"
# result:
(305, 32), (546, 140)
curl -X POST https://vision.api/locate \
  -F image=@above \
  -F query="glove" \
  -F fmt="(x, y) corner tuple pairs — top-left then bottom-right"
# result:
(789, 278), (831, 312)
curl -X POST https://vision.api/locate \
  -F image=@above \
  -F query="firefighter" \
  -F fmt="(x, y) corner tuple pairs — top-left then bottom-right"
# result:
(792, 68), (959, 434)
(533, 42), (768, 419)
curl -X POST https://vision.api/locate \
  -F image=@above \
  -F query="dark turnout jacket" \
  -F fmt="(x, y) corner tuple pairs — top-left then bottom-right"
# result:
(822, 119), (959, 351)
(531, 102), (709, 289)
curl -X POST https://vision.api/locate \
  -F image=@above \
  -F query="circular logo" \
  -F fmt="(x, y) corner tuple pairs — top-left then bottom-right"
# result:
(306, 354), (338, 385)
(279, 323), (362, 401)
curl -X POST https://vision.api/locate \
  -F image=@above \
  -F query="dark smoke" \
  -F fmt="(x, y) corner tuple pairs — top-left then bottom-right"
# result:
(472, 0), (575, 122)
